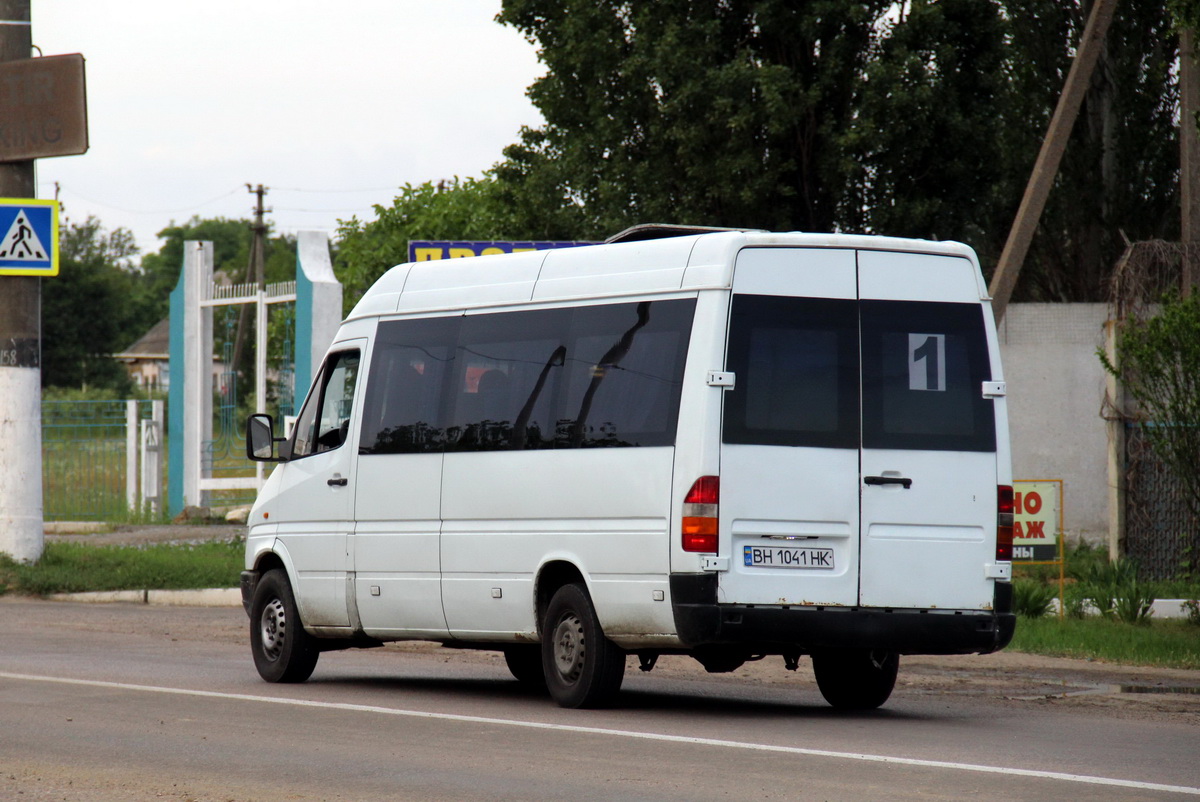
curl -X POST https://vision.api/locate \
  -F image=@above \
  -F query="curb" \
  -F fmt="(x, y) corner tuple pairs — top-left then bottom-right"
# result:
(48, 588), (241, 607)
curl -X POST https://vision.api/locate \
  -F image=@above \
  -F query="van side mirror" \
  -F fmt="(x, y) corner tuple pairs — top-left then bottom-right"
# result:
(246, 414), (291, 462)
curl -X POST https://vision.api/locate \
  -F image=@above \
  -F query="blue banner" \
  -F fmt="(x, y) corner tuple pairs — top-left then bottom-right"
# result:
(407, 240), (596, 263)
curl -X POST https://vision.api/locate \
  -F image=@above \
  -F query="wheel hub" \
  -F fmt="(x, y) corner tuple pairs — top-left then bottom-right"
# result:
(551, 613), (585, 681)
(260, 597), (287, 660)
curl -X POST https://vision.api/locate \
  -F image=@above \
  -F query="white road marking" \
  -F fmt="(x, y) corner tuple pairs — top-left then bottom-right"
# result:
(3, 671), (1197, 795)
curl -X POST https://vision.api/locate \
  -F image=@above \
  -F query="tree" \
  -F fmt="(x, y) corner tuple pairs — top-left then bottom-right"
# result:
(492, 0), (1182, 301)
(41, 217), (140, 391)
(496, 0), (892, 238)
(333, 177), (514, 309)
(839, 0), (1013, 257)
(1004, 0), (1180, 301)
(1100, 291), (1200, 520)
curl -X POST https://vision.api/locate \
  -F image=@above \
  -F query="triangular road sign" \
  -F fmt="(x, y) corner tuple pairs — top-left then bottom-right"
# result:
(0, 209), (48, 261)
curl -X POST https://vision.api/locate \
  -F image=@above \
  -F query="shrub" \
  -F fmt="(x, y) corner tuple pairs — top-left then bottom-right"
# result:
(1013, 578), (1057, 619)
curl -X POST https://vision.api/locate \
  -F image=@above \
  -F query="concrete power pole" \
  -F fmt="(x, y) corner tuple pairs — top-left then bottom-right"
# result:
(0, 0), (43, 563)
(987, 0), (1120, 321)
(1181, 29), (1200, 296)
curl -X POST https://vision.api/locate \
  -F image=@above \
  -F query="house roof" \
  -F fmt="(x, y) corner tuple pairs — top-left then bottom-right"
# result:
(114, 318), (169, 361)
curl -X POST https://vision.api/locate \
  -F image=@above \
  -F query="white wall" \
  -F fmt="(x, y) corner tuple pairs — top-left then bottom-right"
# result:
(999, 303), (1110, 545)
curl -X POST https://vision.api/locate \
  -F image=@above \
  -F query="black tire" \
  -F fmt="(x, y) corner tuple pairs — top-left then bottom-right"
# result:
(812, 649), (898, 710)
(541, 583), (625, 708)
(249, 568), (319, 683)
(503, 645), (547, 690)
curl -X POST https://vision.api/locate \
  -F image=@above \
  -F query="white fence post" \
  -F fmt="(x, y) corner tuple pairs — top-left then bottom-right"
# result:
(140, 399), (164, 517)
(126, 400), (138, 513)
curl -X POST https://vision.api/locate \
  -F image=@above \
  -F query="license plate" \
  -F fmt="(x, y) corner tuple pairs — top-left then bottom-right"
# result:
(743, 545), (834, 570)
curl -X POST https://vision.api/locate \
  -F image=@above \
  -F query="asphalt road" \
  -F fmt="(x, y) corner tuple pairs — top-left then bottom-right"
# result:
(1, 598), (1198, 801)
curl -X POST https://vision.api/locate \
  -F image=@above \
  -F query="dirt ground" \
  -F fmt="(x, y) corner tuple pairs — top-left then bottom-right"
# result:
(40, 523), (1200, 725)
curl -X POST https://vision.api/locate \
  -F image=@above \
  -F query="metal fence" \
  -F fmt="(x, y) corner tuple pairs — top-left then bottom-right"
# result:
(42, 399), (164, 522)
(1124, 424), (1200, 581)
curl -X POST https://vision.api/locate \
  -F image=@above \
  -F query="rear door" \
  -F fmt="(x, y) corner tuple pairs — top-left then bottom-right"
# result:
(719, 248), (861, 606)
(719, 248), (998, 610)
(857, 250), (997, 609)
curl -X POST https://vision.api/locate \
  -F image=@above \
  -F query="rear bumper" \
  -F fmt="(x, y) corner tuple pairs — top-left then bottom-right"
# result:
(670, 574), (1016, 656)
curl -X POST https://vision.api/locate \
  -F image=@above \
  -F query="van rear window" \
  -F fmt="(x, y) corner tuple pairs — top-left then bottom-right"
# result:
(724, 295), (995, 452)
(860, 300), (995, 452)
(723, 296), (859, 448)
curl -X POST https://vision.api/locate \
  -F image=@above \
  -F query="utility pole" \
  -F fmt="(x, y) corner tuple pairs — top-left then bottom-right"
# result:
(1181, 28), (1200, 297)
(0, 0), (43, 563)
(231, 184), (269, 404)
(987, 0), (1119, 321)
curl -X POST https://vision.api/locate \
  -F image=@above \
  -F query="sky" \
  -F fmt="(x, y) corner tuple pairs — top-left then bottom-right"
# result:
(29, 0), (545, 257)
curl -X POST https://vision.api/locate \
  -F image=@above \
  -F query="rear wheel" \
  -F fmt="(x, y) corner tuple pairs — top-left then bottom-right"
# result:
(541, 583), (625, 708)
(812, 649), (898, 710)
(249, 569), (319, 683)
(503, 645), (547, 690)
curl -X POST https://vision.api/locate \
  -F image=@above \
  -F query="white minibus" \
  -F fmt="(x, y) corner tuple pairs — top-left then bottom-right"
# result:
(244, 226), (1015, 709)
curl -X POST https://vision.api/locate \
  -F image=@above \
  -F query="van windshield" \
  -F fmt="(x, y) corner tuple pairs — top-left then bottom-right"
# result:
(724, 295), (995, 452)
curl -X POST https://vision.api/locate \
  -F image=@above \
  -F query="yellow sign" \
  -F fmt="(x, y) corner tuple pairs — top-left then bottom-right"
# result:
(1013, 479), (1062, 563)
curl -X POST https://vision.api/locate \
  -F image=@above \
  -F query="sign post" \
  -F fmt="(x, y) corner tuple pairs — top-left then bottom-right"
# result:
(0, 1), (87, 563)
(1012, 479), (1066, 617)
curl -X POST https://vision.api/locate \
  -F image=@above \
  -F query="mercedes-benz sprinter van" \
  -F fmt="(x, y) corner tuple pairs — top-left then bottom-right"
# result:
(243, 226), (1015, 710)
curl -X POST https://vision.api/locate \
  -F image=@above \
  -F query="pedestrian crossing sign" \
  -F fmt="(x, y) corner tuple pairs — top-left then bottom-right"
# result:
(0, 198), (59, 276)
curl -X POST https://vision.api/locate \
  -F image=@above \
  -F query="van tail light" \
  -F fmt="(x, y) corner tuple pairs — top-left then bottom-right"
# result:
(682, 475), (719, 553)
(996, 485), (1014, 561)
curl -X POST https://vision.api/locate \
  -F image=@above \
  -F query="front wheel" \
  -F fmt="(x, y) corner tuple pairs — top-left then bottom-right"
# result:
(249, 568), (319, 683)
(812, 649), (898, 710)
(541, 583), (625, 708)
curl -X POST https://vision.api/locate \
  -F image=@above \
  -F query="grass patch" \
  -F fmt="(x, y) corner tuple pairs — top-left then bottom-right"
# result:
(0, 540), (243, 596)
(1009, 616), (1200, 669)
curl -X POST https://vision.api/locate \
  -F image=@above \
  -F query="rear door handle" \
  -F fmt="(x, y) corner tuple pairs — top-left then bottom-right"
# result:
(864, 475), (912, 489)
(327, 475), (348, 487)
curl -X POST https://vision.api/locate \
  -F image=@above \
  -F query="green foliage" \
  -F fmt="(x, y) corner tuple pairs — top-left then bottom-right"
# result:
(1170, 0), (1200, 29)
(334, 177), (516, 311)
(1013, 578), (1057, 618)
(0, 540), (243, 596)
(1100, 292), (1200, 521)
(497, 0), (890, 237)
(1183, 599), (1200, 626)
(42, 217), (141, 393)
(840, 0), (1013, 255)
(1010, 616), (1200, 668)
(489, 0), (1180, 301)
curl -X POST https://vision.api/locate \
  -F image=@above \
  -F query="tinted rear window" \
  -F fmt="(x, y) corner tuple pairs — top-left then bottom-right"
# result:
(860, 300), (995, 452)
(723, 295), (859, 448)
(724, 295), (995, 452)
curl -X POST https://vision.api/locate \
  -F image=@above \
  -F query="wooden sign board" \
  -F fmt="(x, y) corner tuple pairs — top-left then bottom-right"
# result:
(0, 54), (88, 162)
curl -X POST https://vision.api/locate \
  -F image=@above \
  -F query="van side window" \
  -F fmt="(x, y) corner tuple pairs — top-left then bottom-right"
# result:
(291, 350), (361, 459)
(359, 316), (458, 454)
(561, 300), (694, 448)
(358, 299), (696, 454)
(449, 308), (568, 451)
(724, 295), (859, 448)
(860, 300), (995, 452)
